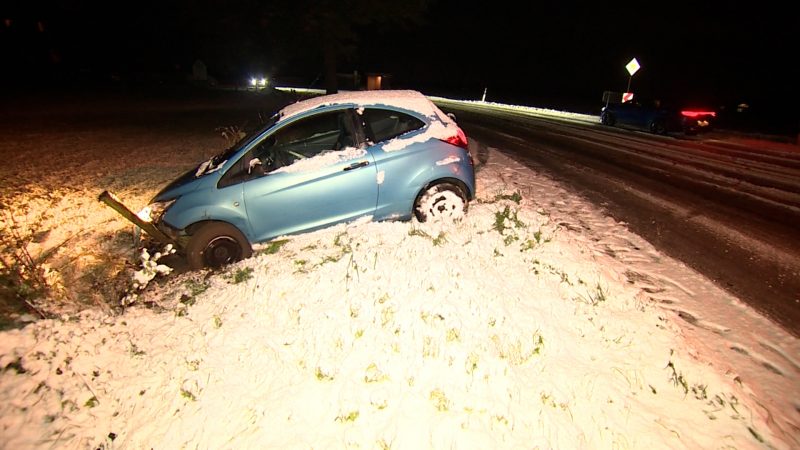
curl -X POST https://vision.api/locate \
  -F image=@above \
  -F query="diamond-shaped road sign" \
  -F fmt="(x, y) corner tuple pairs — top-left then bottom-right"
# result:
(626, 58), (641, 76)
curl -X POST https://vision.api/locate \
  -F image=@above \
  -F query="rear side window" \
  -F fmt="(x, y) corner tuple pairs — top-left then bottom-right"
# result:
(361, 108), (424, 144)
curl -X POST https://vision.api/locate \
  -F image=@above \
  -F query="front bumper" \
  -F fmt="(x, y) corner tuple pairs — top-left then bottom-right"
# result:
(99, 190), (180, 247)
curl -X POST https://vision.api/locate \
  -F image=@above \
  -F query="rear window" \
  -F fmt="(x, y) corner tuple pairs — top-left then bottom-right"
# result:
(361, 108), (424, 144)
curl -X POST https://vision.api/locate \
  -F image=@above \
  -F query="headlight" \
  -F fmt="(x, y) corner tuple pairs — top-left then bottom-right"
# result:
(137, 199), (176, 224)
(250, 78), (257, 87)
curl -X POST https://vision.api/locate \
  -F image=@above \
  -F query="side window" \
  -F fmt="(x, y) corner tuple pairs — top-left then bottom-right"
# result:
(249, 109), (355, 173)
(361, 108), (424, 144)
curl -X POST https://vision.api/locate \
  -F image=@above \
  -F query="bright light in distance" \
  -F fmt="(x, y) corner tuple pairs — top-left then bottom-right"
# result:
(249, 76), (268, 88)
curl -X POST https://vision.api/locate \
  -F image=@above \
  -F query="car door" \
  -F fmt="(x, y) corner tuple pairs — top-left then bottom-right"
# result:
(615, 102), (643, 128)
(237, 108), (378, 242)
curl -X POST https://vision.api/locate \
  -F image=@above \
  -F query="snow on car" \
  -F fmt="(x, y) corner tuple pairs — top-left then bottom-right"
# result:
(101, 90), (476, 269)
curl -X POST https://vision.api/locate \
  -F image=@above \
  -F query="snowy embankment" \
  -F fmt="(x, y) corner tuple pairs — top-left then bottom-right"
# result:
(1, 148), (797, 449)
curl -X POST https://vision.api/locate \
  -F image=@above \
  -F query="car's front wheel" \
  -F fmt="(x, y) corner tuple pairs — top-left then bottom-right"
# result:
(414, 182), (468, 223)
(649, 120), (667, 134)
(601, 111), (615, 126)
(186, 222), (253, 270)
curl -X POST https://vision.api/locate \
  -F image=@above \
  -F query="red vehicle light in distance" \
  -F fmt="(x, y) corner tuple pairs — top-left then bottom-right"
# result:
(681, 110), (716, 118)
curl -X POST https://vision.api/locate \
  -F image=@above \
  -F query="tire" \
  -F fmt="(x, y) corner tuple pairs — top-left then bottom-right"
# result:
(650, 120), (666, 135)
(186, 222), (253, 270)
(414, 182), (468, 223)
(601, 112), (615, 126)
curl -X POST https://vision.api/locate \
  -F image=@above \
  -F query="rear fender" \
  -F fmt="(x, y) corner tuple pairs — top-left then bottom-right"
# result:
(414, 177), (471, 204)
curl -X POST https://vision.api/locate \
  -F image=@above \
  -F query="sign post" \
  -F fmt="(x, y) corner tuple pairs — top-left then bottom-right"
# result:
(625, 57), (641, 100)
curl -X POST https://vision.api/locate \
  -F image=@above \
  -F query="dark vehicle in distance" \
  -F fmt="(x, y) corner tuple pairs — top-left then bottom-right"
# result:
(601, 98), (716, 135)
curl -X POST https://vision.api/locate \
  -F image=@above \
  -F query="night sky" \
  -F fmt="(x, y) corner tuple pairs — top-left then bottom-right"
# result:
(3, 1), (797, 120)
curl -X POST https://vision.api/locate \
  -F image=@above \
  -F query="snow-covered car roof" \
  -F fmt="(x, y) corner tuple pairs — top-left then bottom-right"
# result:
(278, 90), (454, 125)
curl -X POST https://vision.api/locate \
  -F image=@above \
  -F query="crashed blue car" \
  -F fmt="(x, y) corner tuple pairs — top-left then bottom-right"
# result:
(112, 90), (476, 269)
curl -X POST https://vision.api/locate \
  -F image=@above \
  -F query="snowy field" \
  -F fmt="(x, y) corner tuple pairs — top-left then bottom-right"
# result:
(0, 90), (798, 449)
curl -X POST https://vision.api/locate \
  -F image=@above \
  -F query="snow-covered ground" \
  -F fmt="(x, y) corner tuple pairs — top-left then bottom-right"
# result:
(1, 121), (798, 448)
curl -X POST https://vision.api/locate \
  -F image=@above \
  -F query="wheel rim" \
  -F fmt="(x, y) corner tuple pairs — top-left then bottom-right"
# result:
(424, 190), (465, 221)
(651, 121), (665, 134)
(203, 236), (242, 268)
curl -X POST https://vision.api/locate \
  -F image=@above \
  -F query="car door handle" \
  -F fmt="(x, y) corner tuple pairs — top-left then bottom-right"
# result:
(343, 161), (369, 171)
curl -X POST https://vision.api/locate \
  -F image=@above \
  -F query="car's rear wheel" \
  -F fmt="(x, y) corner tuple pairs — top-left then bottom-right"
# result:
(186, 222), (253, 270)
(414, 182), (468, 223)
(601, 111), (615, 126)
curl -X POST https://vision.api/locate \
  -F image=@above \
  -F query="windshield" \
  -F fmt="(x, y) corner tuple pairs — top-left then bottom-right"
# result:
(195, 114), (279, 177)
(233, 114), (280, 149)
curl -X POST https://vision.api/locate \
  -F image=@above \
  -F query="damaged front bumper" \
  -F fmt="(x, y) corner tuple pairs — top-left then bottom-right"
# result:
(99, 190), (182, 248)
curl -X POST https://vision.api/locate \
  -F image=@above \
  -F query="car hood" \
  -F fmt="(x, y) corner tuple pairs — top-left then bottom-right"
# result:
(152, 166), (206, 202)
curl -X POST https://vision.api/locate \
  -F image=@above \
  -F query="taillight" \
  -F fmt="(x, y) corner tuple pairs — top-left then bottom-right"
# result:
(681, 110), (716, 118)
(441, 127), (468, 149)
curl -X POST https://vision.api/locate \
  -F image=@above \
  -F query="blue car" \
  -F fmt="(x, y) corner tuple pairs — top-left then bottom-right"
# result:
(131, 90), (476, 269)
(600, 99), (716, 135)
